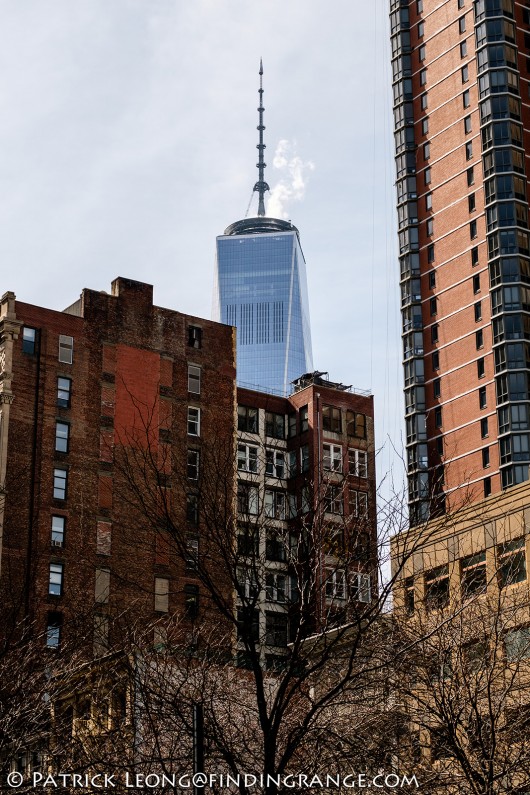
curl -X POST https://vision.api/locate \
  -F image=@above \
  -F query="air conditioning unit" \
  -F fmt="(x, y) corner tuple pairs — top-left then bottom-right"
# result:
(51, 540), (63, 548)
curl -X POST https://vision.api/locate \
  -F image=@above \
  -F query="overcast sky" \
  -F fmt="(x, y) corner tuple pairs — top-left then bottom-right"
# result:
(0, 1), (404, 490)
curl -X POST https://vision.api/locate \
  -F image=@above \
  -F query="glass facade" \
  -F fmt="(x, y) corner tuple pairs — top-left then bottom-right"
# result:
(214, 219), (313, 394)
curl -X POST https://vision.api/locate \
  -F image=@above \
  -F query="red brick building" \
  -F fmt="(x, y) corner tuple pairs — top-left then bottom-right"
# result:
(392, 0), (530, 522)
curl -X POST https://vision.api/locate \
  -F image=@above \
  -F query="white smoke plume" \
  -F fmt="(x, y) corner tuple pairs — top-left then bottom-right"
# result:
(266, 139), (315, 219)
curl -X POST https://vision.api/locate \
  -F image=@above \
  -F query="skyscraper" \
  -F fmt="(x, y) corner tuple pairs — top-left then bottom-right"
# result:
(214, 63), (313, 394)
(391, 0), (530, 522)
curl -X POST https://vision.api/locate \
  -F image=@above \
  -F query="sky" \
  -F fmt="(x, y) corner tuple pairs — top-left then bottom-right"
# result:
(0, 1), (405, 493)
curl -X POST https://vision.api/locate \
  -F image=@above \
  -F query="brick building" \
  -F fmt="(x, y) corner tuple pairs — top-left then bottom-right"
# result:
(0, 277), (236, 652)
(392, 0), (530, 522)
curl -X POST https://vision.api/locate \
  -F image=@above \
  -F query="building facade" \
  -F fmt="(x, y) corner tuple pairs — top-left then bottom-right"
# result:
(392, 0), (530, 523)
(214, 217), (313, 394)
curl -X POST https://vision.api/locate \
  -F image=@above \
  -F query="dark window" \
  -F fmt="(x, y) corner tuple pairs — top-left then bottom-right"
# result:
(467, 167), (475, 186)
(184, 584), (199, 619)
(237, 607), (259, 642)
(466, 142), (473, 161)
(55, 422), (69, 453)
(433, 378), (441, 398)
(459, 15), (466, 33)
(53, 469), (67, 500)
(462, 64), (469, 82)
(46, 612), (62, 648)
(476, 329), (484, 349)
(238, 405), (258, 434)
(474, 301), (482, 321)
(431, 324), (439, 343)
(265, 411), (285, 439)
(435, 406), (442, 427)
(428, 244), (435, 263)
(481, 417), (489, 437)
(484, 476), (492, 497)
(460, 40), (468, 57)
(418, 21), (424, 37)
(498, 537), (527, 587)
(188, 326), (202, 349)
(468, 193), (476, 212)
(57, 377), (71, 408)
(427, 218), (434, 236)
(187, 494), (199, 524)
(404, 577), (415, 615)
(432, 351), (440, 370)
(461, 552), (487, 596)
(424, 142), (430, 160)
(346, 410), (366, 438)
(22, 327), (36, 354)
(477, 358), (485, 378)
(187, 450), (199, 480)
(482, 446), (490, 467)
(426, 192), (432, 211)
(472, 246), (479, 265)
(473, 274), (480, 293)
(430, 297), (437, 316)
(265, 612), (288, 647)
(436, 436), (444, 455)
(479, 386), (487, 409)
(287, 414), (297, 438)
(300, 405), (309, 433)
(322, 405), (342, 433)
(464, 114), (471, 133)
(425, 565), (449, 609)
(425, 167), (431, 185)
(470, 220), (477, 239)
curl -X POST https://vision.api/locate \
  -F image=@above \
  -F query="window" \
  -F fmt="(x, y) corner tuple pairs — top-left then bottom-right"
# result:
(435, 406), (442, 428)
(347, 411), (366, 438)
(458, 0), (464, 7)
(237, 526), (258, 557)
(404, 577), (415, 615)
(433, 378), (441, 398)
(49, 563), (64, 596)
(184, 584), (199, 620)
(186, 494), (199, 524)
(266, 531), (287, 562)
(474, 301), (482, 321)
(325, 569), (346, 600)
(427, 243), (435, 263)
(505, 627), (530, 661)
(237, 567), (259, 600)
(237, 607), (259, 642)
(470, 220), (477, 239)
(473, 274), (480, 293)
(476, 329), (484, 349)
(479, 386), (487, 409)
(417, 0), (423, 11)
(95, 568), (110, 604)
(238, 405), (258, 433)
(22, 327), (36, 354)
(58, 335), (73, 364)
(422, 118), (429, 135)
(348, 448), (368, 478)
(46, 613), (62, 649)
(419, 44), (426, 61)
(287, 414), (297, 438)
(428, 270), (436, 289)
(237, 483), (259, 516)
(484, 476), (492, 497)
(266, 573), (287, 603)
(423, 142), (430, 160)
(425, 565), (449, 609)
(300, 405), (309, 433)
(436, 436), (444, 455)
(237, 444), (258, 473)
(55, 422), (70, 453)
(467, 166), (475, 186)
(460, 40), (467, 57)
(482, 446), (490, 467)
(426, 193), (432, 211)
(188, 325), (202, 349)
(51, 516), (65, 547)
(458, 15), (466, 33)
(186, 534), (199, 570)
(432, 351), (440, 370)
(477, 357), (485, 378)
(325, 485), (344, 515)
(265, 449), (285, 478)
(418, 20), (424, 38)
(264, 490), (286, 520)
(471, 246), (479, 265)
(187, 407), (200, 436)
(187, 450), (199, 480)
(468, 193), (476, 212)
(430, 296), (437, 316)
(426, 218), (433, 237)
(465, 141), (473, 160)
(323, 444), (342, 472)
(57, 377), (71, 408)
(464, 114), (471, 133)
(351, 573), (372, 604)
(322, 405), (342, 433)
(425, 167), (431, 185)
(349, 489), (368, 518)
(53, 468), (67, 500)
(498, 537), (527, 587)
(265, 612), (288, 647)
(462, 64), (469, 83)
(188, 365), (201, 395)
(265, 412), (285, 439)
(420, 68), (427, 86)
(463, 89), (470, 108)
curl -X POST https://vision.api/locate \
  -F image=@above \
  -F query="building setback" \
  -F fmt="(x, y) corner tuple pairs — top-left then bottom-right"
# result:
(392, 0), (530, 523)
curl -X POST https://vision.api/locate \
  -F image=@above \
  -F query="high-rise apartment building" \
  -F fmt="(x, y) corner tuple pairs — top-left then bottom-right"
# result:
(213, 63), (313, 394)
(392, 0), (530, 522)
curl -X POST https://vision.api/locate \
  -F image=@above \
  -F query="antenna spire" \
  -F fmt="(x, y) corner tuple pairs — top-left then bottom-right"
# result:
(253, 58), (269, 217)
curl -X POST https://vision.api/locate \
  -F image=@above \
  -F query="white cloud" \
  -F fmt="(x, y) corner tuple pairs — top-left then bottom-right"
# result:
(266, 139), (315, 219)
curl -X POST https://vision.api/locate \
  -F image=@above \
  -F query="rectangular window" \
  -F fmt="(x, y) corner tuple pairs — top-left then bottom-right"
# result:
(266, 573), (287, 603)
(481, 417), (489, 437)
(426, 192), (432, 211)
(419, 44), (426, 61)
(346, 410), (366, 439)
(237, 567), (259, 600)
(424, 167), (431, 185)
(435, 406), (442, 428)
(473, 274), (480, 293)
(46, 613), (62, 648)
(468, 193), (476, 212)
(322, 405), (342, 433)
(474, 301), (482, 321)
(420, 68), (427, 86)
(300, 405), (309, 433)
(351, 573), (372, 604)
(184, 584), (199, 619)
(300, 444), (310, 473)
(155, 577), (169, 613)
(476, 329), (484, 349)
(325, 485), (344, 515)
(464, 115), (471, 133)
(237, 525), (259, 557)
(422, 118), (429, 135)
(425, 565), (449, 610)
(484, 476), (492, 497)
(459, 15), (466, 33)
(58, 335), (73, 364)
(186, 494), (199, 524)
(498, 537), (527, 587)
(266, 531), (287, 562)
(471, 246), (479, 266)
(265, 449), (285, 478)
(467, 167), (475, 186)
(264, 490), (286, 520)
(470, 220), (477, 239)
(479, 386), (487, 409)
(482, 446), (490, 467)
(465, 141), (473, 159)
(186, 533), (199, 570)
(427, 243), (435, 262)
(463, 89), (470, 108)
(57, 377), (71, 408)
(462, 64), (469, 83)
(237, 607), (259, 642)
(53, 468), (67, 500)
(426, 218), (434, 237)
(418, 20), (424, 37)
(460, 40), (467, 57)
(349, 489), (368, 518)
(55, 422), (69, 453)
(428, 271), (436, 289)
(95, 568), (111, 604)
(187, 450), (199, 480)
(430, 296), (437, 315)
(432, 321), (439, 342)
(237, 483), (259, 516)
(287, 414), (297, 438)
(404, 577), (415, 615)
(265, 611), (288, 647)
(325, 569), (346, 600)
(477, 357), (485, 378)
(505, 627), (530, 661)
(265, 412), (285, 439)
(323, 443), (342, 472)
(187, 325), (202, 349)
(188, 365), (201, 395)
(238, 405), (258, 433)
(22, 327), (36, 354)
(49, 563), (64, 596)
(187, 407), (200, 436)
(421, 92), (428, 110)
(433, 378), (441, 398)
(237, 444), (258, 473)
(51, 516), (65, 547)
(348, 448), (368, 478)
(424, 142), (430, 161)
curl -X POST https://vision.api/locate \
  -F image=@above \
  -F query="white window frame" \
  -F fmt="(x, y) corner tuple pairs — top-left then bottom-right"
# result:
(352, 572), (371, 604)
(323, 444), (342, 473)
(266, 572), (287, 603)
(187, 407), (200, 436)
(237, 567), (259, 599)
(265, 448), (285, 478)
(237, 444), (258, 473)
(348, 448), (368, 478)
(325, 568), (346, 600)
(238, 483), (259, 516)
(325, 485), (344, 515)
(58, 335), (73, 364)
(188, 365), (201, 395)
(350, 489), (368, 518)
(265, 490), (286, 520)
